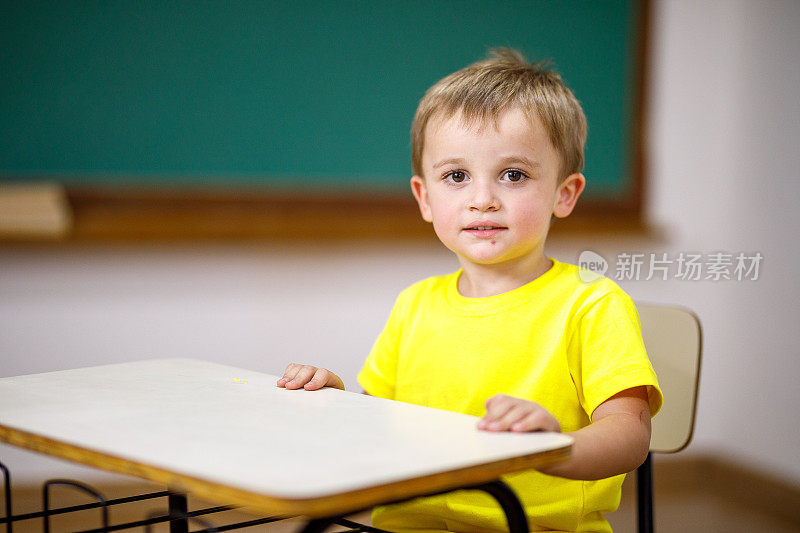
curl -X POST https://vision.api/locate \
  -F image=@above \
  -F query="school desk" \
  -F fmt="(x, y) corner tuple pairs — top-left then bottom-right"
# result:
(0, 359), (572, 532)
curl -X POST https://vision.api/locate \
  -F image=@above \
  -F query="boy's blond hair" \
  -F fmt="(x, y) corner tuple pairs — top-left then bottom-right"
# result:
(411, 48), (587, 181)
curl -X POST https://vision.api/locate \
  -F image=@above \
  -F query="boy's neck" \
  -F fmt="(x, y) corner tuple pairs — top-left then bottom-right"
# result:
(456, 254), (553, 298)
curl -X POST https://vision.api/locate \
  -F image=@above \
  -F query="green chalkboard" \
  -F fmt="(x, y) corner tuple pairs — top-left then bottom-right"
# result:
(0, 0), (643, 201)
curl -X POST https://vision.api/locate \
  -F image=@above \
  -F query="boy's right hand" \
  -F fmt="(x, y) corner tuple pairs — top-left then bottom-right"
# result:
(276, 363), (345, 391)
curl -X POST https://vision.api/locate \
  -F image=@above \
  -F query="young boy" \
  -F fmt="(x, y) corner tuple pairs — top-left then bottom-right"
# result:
(277, 49), (661, 532)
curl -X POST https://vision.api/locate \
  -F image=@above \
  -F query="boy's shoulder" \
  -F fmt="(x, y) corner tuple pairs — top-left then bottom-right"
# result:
(384, 272), (456, 319)
(549, 260), (639, 320)
(512, 260), (637, 325)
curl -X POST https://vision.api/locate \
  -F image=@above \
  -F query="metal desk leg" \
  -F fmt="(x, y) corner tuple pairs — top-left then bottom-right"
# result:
(466, 480), (529, 533)
(1, 461), (12, 533)
(168, 493), (189, 533)
(297, 515), (344, 533)
(298, 479), (528, 533)
(636, 452), (654, 533)
(42, 480), (109, 533)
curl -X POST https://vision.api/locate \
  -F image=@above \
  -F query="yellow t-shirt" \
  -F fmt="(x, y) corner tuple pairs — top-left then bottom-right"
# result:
(357, 259), (662, 533)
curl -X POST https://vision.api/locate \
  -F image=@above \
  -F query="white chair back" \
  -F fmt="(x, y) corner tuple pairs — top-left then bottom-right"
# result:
(636, 304), (702, 453)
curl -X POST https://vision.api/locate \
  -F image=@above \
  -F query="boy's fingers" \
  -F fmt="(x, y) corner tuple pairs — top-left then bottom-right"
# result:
(278, 365), (343, 391)
(276, 363), (301, 387)
(510, 411), (560, 433)
(483, 394), (515, 418)
(478, 396), (558, 432)
(304, 368), (330, 391)
(485, 404), (530, 431)
(285, 366), (317, 389)
(306, 369), (346, 391)
(282, 363), (303, 379)
(509, 411), (547, 432)
(479, 395), (516, 428)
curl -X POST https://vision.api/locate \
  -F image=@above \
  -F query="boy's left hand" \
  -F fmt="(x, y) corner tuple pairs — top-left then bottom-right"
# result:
(478, 394), (561, 433)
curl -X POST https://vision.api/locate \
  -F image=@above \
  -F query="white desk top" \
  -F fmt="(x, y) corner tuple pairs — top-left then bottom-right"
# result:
(0, 359), (572, 516)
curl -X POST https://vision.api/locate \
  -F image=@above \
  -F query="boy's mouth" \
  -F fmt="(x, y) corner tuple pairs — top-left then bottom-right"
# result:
(463, 222), (507, 238)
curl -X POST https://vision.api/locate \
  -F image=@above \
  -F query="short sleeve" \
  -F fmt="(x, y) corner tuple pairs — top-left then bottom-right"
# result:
(573, 291), (663, 418)
(357, 294), (406, 399)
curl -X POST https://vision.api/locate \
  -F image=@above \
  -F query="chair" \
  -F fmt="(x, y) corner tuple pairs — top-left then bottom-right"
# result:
(634, 304), (703, 533)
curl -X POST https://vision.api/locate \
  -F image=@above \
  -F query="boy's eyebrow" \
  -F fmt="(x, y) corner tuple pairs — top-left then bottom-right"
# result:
(499, 155), (542, 168)
(432, 156), (542, 169)
(432, 157), (466, 169)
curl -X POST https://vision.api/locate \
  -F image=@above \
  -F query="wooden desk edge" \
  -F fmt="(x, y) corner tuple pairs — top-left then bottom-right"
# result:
(0, 424), (571, 518)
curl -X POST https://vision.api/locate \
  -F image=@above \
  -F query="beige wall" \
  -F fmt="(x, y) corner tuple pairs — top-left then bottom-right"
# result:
(2, 0), (799, 486)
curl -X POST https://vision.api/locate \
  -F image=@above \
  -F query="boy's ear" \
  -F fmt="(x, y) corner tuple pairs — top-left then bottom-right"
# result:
(410, 175), (433, 222)
(553, 173), (586, 218)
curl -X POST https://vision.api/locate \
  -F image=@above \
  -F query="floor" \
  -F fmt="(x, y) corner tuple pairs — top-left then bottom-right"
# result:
(608, 472), (800, 533)
(3, 465), (800, 532)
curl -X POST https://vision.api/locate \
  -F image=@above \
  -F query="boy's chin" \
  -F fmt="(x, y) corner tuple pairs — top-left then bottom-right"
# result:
(452, 242), (549, 268)
(455, 250), (533, 268)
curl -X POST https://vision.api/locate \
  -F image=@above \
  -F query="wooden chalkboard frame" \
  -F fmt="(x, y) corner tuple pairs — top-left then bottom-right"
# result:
(1, 1), (650, 242)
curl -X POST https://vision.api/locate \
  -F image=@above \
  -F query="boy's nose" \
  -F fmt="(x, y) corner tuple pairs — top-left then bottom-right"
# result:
(468, 182), (500, 212)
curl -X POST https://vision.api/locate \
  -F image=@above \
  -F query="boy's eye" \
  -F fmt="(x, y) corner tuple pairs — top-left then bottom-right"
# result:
(502, 170), (527, 182)
(445, 171), (468, 183)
